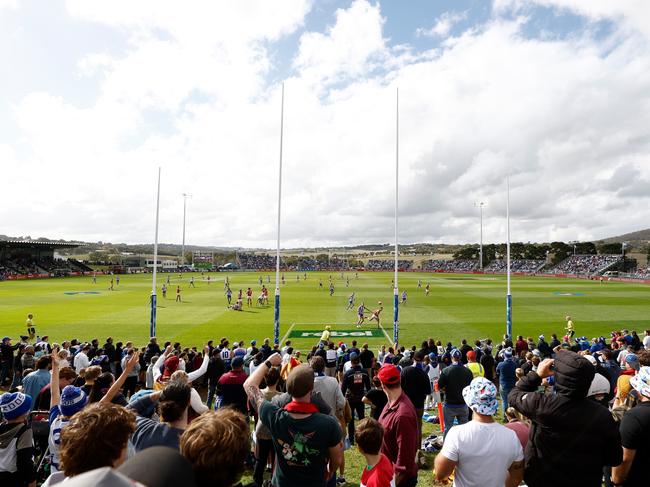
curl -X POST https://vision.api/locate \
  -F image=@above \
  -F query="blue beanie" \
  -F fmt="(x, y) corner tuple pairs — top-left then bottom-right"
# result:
(451, 348), (462, 360)
(0, 392), (32, 420)
(60, 385), (88, 417)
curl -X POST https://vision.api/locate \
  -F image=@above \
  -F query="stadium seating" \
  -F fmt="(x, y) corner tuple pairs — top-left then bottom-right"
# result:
(484, 259), (546, 273)
(420, 259), (478, 272)
(365, 259), (413, 270)
(548, 254), (622, 275)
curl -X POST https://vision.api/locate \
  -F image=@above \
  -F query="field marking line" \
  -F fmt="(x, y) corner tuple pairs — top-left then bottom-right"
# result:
(291, 322), (356, 326)
(280, 322), (296, 344)
(378, 323), (395, 346)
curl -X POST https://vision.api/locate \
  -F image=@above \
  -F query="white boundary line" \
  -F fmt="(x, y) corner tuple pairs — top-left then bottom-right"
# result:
(378, 323), (395, 346)
(280, 322), (296, 344)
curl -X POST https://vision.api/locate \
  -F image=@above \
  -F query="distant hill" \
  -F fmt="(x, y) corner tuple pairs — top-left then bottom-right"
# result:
(599, 228), (650, 246)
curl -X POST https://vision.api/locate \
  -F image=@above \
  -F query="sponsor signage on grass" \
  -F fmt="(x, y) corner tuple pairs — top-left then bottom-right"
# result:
(289, 329), (384, 338)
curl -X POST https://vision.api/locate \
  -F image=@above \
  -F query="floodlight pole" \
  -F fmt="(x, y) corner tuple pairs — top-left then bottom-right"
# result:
(506, 177), (512, 339)
(150, 167), (161, 338)
(181, 193), (191, 271)
(274, 83), (285, 346)
(393, 88), (399, 347)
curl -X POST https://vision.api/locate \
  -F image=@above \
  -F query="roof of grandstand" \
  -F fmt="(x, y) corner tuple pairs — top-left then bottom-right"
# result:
(0, 239), (85, 249)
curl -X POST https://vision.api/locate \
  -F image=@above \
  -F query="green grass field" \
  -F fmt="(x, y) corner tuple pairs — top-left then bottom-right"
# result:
(1, 271), (649, 349)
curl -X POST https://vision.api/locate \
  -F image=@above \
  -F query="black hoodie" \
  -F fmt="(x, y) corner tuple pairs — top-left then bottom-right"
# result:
(509, 350), (622, 487)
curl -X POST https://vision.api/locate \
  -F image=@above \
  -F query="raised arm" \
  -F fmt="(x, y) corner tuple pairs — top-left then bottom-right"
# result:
(50, 346), (61, 409)
(244, 352), (282, 412)
(152, 346), (171, 383)
(186, 345), (210, 383)
(100, 351), (140, 404)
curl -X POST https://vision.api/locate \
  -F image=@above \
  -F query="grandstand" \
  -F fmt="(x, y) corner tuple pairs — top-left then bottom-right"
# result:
(484, 259), (546, 274)
(0, 239), (89, 279)
(631, 266), (650, 279)
(365, 259), (413, 270)
(547, 254), (622, 276)
(420, 259), (478, 272)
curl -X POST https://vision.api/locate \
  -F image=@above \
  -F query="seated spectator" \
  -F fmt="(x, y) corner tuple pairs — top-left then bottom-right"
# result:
(0, 392), (35, 486)
(180, 409), (252, 487)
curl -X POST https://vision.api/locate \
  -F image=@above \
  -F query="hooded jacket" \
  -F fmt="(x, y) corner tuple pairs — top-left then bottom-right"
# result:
(509, 350), (622, 487)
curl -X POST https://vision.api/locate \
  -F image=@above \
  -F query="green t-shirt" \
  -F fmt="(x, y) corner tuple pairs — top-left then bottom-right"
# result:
(260, 400), (342, 487)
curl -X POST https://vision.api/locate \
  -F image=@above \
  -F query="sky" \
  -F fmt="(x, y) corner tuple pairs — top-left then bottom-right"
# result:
(1, 0), (649, 248)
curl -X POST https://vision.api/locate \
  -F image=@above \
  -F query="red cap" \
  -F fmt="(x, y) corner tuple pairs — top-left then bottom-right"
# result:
(377, 364), (401, 385)
(466, 350), (476, 361)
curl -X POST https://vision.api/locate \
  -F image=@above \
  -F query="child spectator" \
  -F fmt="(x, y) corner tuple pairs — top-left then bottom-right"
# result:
(355, 417), (395, 487)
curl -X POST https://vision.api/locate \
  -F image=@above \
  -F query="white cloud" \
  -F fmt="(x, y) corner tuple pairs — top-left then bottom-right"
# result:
(1, 1), (650, 248)
(416, 11), (467, 38)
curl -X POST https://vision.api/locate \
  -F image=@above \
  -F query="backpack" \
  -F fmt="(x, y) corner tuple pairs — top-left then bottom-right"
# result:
(611, 389), (639, 423)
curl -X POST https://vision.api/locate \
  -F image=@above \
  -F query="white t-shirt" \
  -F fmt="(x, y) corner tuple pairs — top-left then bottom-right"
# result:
(440, 420), (523, 487)
(643, 334), (650, 350)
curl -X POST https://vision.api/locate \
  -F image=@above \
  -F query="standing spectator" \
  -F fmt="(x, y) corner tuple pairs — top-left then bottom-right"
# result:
(496, 347), (517, 417)
(128, 381), (191, 452)
(180, 409), (251, 487)
(537, 335), (552, 358)
(341, 353), (370, 444)
(143, 337), (161, 365)
(311, 357), (345, 418)
(206, 349), (225, 410)
(22, 356), (51, 410)
(435, 377), (524, 486)
(465, 350), (484, 378)
(363, 376), (388, 421)
(614, 354), (639, 408)
(377, 364), (419, 487)
(359, 344), (375, 377)
(400, 351), (431, 445)
(459, 340), (472, 363)
(20, 346), (36, 373)
(355, 418), (394, 487)
(1, 336), (19, 387)
(217, 356), (248, 415)
(504, 407), (530, 450)
(438, 349), (473, 436)
(509, 351), (622, 487)
(103, 337), (116, 375)
(120, 348), (140, 399)
(515, 335), (528, 356)
(244, 356), (343, 487)
(260, 338), (272, 359)
(480, 347), (496, 384)
(325, 343), (338, 378)
(0, 392), (35, 486)
(73, 344), (90, 374)
(612, 365), (650, 486)
(643, 330), (650, 350)
(252, 367), (282, 487)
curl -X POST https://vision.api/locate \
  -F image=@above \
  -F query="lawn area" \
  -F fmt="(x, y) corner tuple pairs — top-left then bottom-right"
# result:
(1, 271), (648, 349)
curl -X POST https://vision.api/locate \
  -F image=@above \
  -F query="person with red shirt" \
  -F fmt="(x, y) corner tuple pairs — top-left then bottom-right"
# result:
(356, 417), (395, 487)
(376, 364), (418, 487)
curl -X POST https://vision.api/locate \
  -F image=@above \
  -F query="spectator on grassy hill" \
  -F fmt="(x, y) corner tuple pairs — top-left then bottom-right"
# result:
(612, 365), (650, 487)
(364, 376), (388, 421)
(1, 337), (20, 388)
(180, 409), (252, 487)
(128, 381), (191, 452)
(400, 351), (431, 445)
(217, 356), (248, 415)
(438, 348), (473, 437)
(245, 356), (343, 487)
(43, 402), (136, 486)
(509, 350), (622, 487)
(435, 377), (524, 487)
(376, 364), (418, 487)
(21, 356), (51, 410)
(465, 350), (484, 378)
(0, 392), (35, 486)
(251, 366), (281, 486)
(342, 353), (370, 444)
(311, 357), (345, 419)
(354, 418), (395, 487)
(496, 347), (517, 417)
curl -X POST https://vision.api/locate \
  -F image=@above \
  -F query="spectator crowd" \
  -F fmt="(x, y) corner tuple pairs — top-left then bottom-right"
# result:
(1, 325), (650, 487)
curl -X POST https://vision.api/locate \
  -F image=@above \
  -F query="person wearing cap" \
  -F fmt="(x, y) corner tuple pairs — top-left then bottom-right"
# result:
(465, 350), (484, 379)
(435, 377), (524, 487)
(496, 347), (517, 418)
(217, 356), (249, 415)
(509, 350), (622, 487)
(1, 336), (20, 388)
(537, 335), (552, 359)
(244, 353), (343, 487)
(438, 348), (473, 437)
(376, 364), (419, 487)
(341, 352), (371, 445)
(614, 353), (640, 408)
(0, 391), (35, 486)
(612, 365), (650, 487)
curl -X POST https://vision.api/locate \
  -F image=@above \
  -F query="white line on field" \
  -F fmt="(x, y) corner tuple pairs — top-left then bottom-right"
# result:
(291, 322), (355, 326)
(280, 322), (296, 344)
(378, 323), (395, 346)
